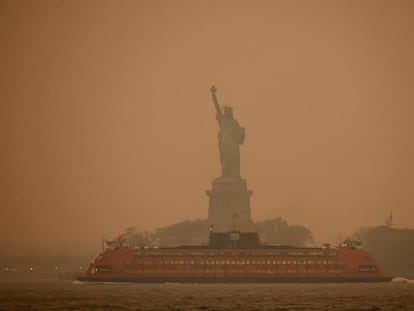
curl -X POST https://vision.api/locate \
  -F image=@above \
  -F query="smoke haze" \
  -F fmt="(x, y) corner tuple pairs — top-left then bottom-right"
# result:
(1, 0), (413, 256)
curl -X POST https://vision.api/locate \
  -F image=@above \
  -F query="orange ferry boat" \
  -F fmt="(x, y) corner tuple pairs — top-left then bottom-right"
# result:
(78, 231), (390, 283)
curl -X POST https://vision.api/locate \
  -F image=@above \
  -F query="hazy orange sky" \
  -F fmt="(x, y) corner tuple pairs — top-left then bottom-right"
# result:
(1, 0), (413, 256)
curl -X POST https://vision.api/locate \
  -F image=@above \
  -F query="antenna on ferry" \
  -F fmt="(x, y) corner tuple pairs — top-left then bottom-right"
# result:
(232, 214), (240, 231)
(101, 230), (105, 253)
(385, 211), (393, 227)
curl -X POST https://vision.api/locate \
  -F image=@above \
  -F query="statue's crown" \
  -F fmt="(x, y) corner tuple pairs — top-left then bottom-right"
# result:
(223, 105), (233, 112)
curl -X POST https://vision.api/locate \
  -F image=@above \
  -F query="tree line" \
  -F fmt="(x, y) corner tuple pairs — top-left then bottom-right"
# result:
(116, 217), (313, 248)
(355, 226), (414, 277)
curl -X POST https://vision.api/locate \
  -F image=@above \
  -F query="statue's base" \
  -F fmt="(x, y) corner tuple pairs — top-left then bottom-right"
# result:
(206, 177), (254, 232)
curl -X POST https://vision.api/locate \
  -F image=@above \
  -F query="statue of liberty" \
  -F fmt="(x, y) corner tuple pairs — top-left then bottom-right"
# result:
(210, 85), (245, 179)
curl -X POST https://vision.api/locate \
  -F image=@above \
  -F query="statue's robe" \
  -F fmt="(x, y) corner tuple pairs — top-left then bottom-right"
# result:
(216, 112), (245, 179)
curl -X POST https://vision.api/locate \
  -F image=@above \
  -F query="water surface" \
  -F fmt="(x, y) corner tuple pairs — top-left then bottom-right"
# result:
(0, 279), (413, 310)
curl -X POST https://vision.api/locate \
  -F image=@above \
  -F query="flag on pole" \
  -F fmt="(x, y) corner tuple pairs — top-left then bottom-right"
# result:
(385, 212), (393, 227)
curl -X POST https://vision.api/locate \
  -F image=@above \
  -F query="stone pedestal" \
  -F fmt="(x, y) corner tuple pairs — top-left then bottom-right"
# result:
(206, 177), (254, 231)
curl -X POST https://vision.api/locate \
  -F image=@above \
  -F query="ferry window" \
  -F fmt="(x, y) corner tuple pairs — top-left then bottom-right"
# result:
(308, 251), (325, 257)
(96, 265), (111, 272)
(359, 265), (377, 272)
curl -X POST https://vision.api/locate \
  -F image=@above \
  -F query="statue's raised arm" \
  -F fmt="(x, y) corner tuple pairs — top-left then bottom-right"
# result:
(210, 85), (221, 115)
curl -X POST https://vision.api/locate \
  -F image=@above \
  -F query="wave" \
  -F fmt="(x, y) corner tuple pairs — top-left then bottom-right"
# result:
(391, 277), (414, 283)
(72, 280), (86, 285)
